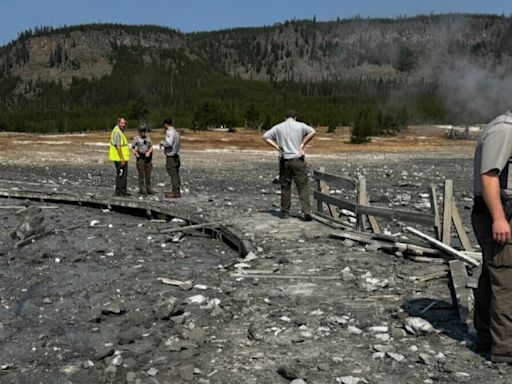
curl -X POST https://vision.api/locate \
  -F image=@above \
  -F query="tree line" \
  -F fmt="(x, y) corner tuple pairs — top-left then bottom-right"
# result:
(0, 43), (478, 141)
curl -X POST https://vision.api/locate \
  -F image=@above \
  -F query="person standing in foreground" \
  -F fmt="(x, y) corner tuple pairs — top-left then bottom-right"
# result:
(160, 118), (181, 198)
(262, 110), (316, 220)
(109, 117), (130, 196)
(472, 110), (512, 363)
(131, 125), (154, 195)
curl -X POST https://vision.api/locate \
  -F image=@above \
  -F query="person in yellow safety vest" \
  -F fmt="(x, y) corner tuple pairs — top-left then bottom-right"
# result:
(109, 117), (131, 196)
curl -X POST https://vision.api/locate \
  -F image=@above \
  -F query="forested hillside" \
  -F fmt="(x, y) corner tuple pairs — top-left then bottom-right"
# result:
(0, 14), (511, 133)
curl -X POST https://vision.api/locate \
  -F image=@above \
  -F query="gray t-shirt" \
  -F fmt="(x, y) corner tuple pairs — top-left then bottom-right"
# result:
(161, 127), (180, 156)
(132, 135), (152, 154)
(112, 131), (122, 146)
(473, 111), (512, 196)
(262, 118), (315, 159)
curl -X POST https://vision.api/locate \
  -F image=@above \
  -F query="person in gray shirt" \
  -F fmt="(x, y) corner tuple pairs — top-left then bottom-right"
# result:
(160, 118), (181, 198)
(472, 110), (512, 362)
(263, 110), (316, 220)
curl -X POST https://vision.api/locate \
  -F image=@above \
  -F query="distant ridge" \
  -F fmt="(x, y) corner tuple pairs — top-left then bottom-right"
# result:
(0, 13), (511, 132)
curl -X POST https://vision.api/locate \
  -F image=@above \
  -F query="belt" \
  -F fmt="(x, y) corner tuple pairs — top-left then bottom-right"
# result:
(281, 156), (305, 162)
(167, 154), (179, 157)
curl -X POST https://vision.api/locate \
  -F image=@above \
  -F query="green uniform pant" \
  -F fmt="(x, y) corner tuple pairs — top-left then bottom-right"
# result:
(472, 208), (512, 359)
(136, 158), (153, 194)
(279, 157), (310, 215)
(113, 161), (128, 195)
(166, 155), (181, 193)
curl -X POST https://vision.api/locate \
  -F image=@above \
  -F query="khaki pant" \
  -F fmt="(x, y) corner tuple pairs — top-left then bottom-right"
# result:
(113, 161), (128, 195)
(136, 158), (153, 194)
(166, 155), (181, 193)
(472, 208), (512, 359)
(279, 157), (310, 215)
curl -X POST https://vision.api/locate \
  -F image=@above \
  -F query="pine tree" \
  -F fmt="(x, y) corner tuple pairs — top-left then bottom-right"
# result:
(351, 107), (376, 143)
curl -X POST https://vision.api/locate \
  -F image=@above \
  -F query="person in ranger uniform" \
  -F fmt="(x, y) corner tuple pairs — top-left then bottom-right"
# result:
(131, 125), (154, 195)
(262, 110), (316, 221)
(472, 110), (512, 362)
(109, 117), (130, 196)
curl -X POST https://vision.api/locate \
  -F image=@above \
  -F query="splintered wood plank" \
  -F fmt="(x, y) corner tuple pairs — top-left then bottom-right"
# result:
(451, 198), (473, 251)
(429, 184), (442, 240)
(311, 212), (353, 230)
(357, 176), (368, 232)
(405, 226), (480, 267)
(449, 260), (473, 324)
(362, 193), (381, 234)
(318, 167), (339, 219)
(160, 222), (219, 233)
(312, 169), (356, 190)
(442, 180), (453, 245)
(313, 191), (436, 226)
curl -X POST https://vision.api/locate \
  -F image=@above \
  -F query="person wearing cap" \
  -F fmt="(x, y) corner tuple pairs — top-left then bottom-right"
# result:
(160, 118), (181, 198)
(131, 125), (154, 195)
(109, 117), (130, 196)
(472, 110), (512, 363)
(262, 110), (316, 220)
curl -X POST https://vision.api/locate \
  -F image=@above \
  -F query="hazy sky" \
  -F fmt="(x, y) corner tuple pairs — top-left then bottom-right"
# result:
(2, 0), (512, 45)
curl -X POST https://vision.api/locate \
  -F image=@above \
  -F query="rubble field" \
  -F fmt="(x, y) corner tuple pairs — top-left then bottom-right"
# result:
(1, 142), (510, 384)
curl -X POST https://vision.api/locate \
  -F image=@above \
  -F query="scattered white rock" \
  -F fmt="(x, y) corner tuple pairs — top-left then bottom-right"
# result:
(336, 376), (363, 384)
(368, 326), (388, 333)
(347, 325), (363, 335)
(234, 263), (251, 269)
(386, 352), (405, 362)
(404, 317), (435, 336)
(185, 295), (206, 305)
(374, 333), (391, 342)
(243, 251), (258, 261)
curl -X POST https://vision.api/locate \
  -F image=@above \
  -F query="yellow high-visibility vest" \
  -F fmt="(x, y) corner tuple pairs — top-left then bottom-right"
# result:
(109, 125), (130, 161)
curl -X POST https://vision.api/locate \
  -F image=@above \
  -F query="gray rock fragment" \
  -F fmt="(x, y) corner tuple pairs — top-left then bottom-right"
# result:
(179, 364), (195, 381)
(11, 206), (46, 240)
(184, 328), (207, 344)
(233, 290), (249, 302)
(277, 364), (306, 380)
(248, 324), (264, 341)
(95, 346), (115, 361)
(153, 297), (178, 320)
(418, 353), (436, 366)
(341, 267), (355, 282)
(102, 301), (125, 315)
